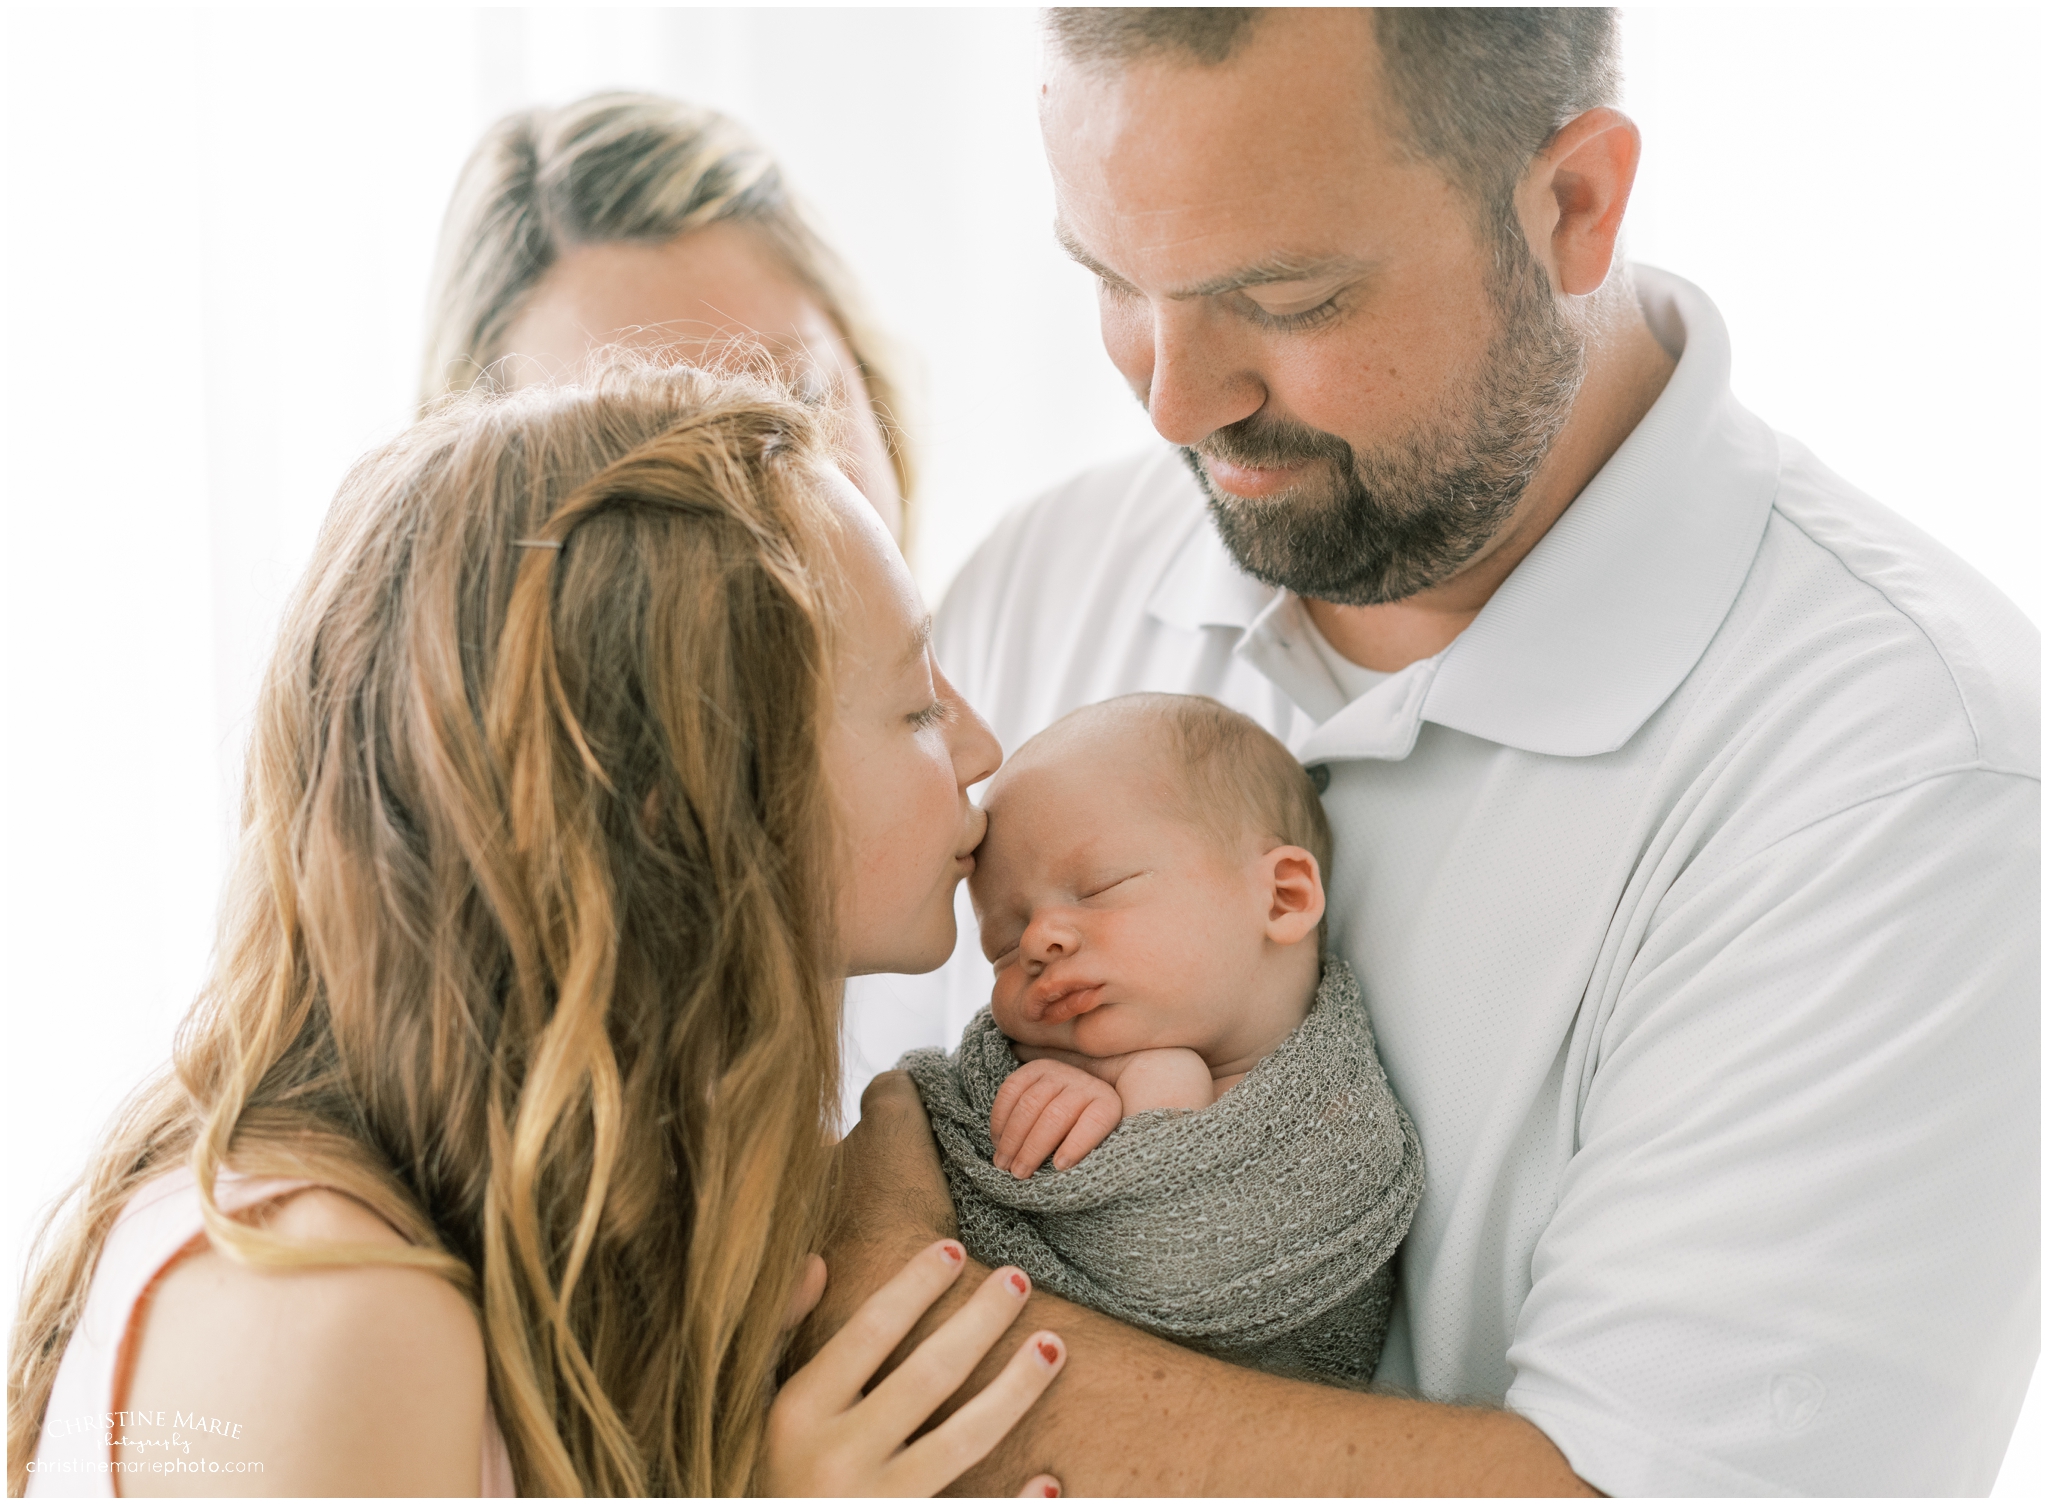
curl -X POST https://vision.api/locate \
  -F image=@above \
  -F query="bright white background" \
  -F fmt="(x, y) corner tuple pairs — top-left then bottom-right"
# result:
(2, 4), (2039, 1488)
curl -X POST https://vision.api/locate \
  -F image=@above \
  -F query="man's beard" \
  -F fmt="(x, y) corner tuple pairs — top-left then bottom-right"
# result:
(1182, 244), (1588, 607)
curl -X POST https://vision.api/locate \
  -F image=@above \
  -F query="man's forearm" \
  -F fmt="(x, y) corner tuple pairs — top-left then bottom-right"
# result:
(807, 1073), (1595, 1496)
(896, 1257), (1593, 1496)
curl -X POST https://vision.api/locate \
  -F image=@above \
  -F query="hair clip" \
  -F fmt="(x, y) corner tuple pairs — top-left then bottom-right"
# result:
(513, 539), (563, 550)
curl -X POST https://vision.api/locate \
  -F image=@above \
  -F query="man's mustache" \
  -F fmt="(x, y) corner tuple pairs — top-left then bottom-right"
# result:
(1189, 414), (1354, 475)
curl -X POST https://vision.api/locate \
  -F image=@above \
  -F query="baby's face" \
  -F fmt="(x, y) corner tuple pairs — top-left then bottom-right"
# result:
(969, 731), (1303, 1069)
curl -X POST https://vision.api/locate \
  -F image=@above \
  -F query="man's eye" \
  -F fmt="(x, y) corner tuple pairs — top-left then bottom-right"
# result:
(1246, 295), (1342, 332)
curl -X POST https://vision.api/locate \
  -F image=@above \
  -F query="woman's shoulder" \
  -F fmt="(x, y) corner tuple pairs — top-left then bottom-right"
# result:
(117, 1186), (489, 1497)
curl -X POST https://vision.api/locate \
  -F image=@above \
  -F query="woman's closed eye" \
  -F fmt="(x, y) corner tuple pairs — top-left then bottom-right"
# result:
(908, 697), (951, 730)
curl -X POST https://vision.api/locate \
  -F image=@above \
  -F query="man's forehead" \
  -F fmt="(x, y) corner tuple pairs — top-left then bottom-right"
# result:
(1040, 15), (1411, 287)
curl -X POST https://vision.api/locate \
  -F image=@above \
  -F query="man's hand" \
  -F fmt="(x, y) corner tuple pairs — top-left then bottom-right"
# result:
(990, 1059), (1124, 1176)
(791, 1071), (958, 1373)
(805, 1071), (1597, 1497)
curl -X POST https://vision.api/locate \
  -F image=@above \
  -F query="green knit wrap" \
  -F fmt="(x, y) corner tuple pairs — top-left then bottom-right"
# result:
(900, 958), (1423, 1387)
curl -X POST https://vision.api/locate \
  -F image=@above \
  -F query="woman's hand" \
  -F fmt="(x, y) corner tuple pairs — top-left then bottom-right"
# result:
(765, 1239), (1065, 1496)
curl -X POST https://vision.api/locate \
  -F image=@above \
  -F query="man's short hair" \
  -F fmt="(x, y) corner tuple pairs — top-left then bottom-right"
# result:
(1044, 8), (1621, 220)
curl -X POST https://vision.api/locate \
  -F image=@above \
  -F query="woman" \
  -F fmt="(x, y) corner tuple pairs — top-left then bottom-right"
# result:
(8, 364), (1061, 1496)
(421, 91), (911, 545)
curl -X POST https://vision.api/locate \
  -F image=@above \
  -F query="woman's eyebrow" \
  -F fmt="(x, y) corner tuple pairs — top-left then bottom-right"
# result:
(902, 614), (934, 668)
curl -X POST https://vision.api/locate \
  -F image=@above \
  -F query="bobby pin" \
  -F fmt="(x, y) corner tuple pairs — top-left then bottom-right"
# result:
(513, 539), (563, 550)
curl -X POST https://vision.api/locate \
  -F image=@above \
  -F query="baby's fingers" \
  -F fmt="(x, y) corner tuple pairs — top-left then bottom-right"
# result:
(992, 1069), (1069, 1172)
(1053, 1095), (1123, 1170)
(884, 1330), (1067, 1496)
(1001, 1087), (1092, 1179)
(989, 1066), (1040, 1150)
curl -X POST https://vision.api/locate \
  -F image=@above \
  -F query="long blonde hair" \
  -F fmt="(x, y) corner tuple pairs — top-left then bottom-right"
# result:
(420, 91), (915, 509)
(9, 363), (847, 1496)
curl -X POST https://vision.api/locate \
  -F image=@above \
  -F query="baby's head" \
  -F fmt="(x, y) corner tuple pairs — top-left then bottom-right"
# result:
(970, 694), (1331, 1073)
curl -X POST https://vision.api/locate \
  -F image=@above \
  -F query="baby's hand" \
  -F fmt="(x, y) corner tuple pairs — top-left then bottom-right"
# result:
(989, 1059), (1123, 1178)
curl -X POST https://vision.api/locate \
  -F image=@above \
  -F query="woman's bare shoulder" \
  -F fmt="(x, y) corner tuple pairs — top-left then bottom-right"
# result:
(117, 1188), (488, 1497)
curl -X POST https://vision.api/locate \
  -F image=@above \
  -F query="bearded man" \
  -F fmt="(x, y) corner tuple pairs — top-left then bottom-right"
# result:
(815, 9), (2039, 1494)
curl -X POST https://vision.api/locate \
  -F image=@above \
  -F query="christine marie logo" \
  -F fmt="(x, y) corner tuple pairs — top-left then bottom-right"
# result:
(44, 1409), (246, 1443)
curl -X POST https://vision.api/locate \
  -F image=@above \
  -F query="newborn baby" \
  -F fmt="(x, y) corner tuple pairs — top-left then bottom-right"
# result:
(901, 693), (1422, 1387)
(981, 698), (1335, 1174)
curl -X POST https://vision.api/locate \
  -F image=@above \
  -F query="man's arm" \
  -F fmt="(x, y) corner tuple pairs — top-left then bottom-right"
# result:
(805, 1073), (1596, 1496)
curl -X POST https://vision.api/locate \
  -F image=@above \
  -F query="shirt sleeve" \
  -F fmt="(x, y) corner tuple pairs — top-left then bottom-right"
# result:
(1503, 766), (2040, 1496)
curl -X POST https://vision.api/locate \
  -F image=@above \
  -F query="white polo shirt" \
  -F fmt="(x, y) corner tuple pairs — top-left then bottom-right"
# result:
(870, 267), (2040, 1494)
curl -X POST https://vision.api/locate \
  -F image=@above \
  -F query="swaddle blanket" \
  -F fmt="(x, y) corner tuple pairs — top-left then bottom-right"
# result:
(900, 958), (1423, 1387)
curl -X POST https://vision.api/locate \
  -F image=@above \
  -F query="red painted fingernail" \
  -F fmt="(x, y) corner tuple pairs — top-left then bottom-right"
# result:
(1008, 1270), (1031, 1297)
(937, 1241), (964, 1264)
(1041, 1483), (1061, 1497)
(1036, 1337), (1062, 1366)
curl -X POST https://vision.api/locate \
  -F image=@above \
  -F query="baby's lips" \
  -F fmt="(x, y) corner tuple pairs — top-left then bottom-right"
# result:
(1031, 982), (1106, 1025)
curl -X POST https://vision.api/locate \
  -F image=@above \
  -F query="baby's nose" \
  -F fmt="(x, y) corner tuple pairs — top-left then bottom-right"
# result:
(1020, 929), (1060, 965)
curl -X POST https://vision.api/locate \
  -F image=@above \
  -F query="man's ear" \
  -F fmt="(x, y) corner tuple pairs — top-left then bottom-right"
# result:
(1261, 845), (1326, 946)
(1516, 105), (1643, 297)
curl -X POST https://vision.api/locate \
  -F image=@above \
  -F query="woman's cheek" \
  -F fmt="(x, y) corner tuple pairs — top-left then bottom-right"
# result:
(919, 735), (960, 836)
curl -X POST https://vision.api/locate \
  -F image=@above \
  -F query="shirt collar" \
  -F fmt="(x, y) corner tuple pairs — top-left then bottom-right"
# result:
(1145, 266), (1782, 762)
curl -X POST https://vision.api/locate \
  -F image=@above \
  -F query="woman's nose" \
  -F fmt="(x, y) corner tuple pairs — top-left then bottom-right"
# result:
(939, 663), (1001, 790)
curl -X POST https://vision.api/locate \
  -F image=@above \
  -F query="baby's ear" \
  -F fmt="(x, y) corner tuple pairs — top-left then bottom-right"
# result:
(1261, 845), (1325, 945)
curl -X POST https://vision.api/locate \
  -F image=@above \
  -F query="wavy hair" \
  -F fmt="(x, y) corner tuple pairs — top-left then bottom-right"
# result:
(9, 363), (847, 1495)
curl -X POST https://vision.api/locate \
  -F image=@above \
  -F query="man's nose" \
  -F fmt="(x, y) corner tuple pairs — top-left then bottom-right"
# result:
(1139, 303), (1266, 450)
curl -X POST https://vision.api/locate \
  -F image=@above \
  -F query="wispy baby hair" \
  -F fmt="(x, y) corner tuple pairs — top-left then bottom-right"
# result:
(1062, 692), (1333, 879)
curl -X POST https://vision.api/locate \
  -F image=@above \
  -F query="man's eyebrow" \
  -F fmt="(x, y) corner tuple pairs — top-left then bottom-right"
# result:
(1171, 253), (1375, 300)
(1053, 219), (1373, 301)
(1055, 219), (1132, 289)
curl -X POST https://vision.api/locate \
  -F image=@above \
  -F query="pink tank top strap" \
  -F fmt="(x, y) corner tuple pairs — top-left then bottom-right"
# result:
(25, 1165), (516, 1497)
